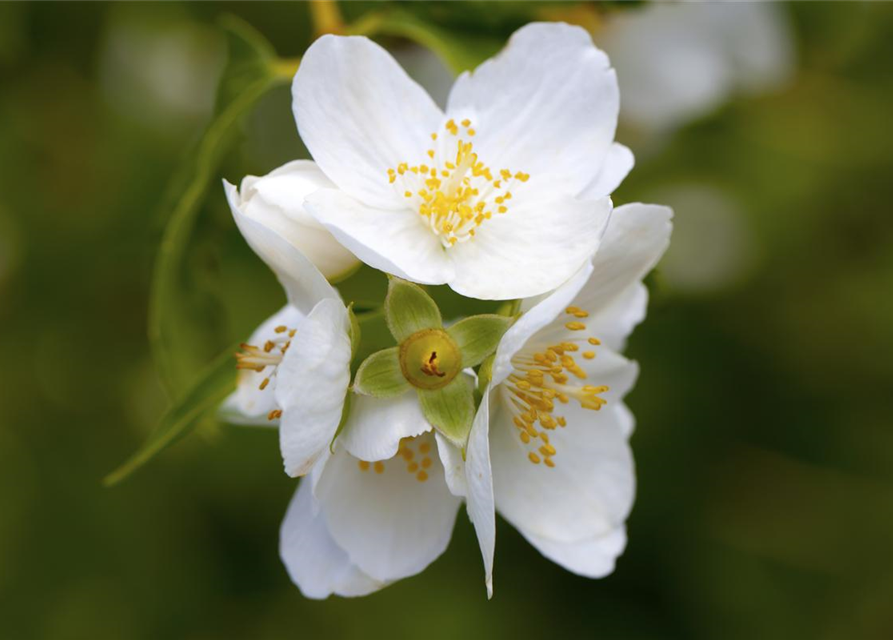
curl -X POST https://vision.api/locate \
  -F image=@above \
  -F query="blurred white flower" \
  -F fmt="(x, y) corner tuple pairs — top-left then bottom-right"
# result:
(598, 2), (794, 133)
(292, 22), (631, 300)
(465, 203), (673, 595)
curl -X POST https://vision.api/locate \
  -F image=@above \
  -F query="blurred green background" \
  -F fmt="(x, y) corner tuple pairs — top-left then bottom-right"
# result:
(2, 2), (893, 638)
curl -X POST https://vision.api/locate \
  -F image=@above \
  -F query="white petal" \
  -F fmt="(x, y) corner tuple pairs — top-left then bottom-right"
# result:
(580, 143), (634, 200)
(276, 298), (352, 477)
(434, 432), (466, 498)
(315, 433), (461, 582)
(219, 305), (303, 426)
(465, 387), (495, 598)
(522, 526), (627, 579)
(280, 478), (385, 598)
(584, 282), (648, 352)
(492, 262), (594, 387)
(305, 188), (453, 285)
(293, 35), (444, 210)
(225, 180), (340, 315)
(447, 22), (619, 197)
(339, 391), (431, 462)
(491, 351), (637, 543)
(236, 160), (359, 280)
(573, 203), (672, 320)
(448, 195), (611, 300)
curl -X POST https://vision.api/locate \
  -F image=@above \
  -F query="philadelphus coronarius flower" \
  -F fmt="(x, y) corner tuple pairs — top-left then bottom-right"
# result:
(464, 204), (672, 593)
(212, 20), (672, 600)
(291, 22), (633, 300)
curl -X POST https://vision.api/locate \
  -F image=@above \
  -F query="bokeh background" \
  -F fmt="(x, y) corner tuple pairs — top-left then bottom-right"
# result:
(2, 2), (893, 638)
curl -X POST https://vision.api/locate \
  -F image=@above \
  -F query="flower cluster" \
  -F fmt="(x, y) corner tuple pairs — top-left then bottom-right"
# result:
(222, 22), (672, 599)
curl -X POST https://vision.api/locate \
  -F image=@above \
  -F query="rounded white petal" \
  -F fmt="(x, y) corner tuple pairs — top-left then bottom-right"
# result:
(305, 189), (453, 285)
(580, 143), (635, 200)
(490, 350), (638, 543)
(280, 478), (385, 599)
(220, 305), (303, 426)
(448, 195), (611, 300)
(521, 525), (627, 579)
(573, 203), (672, 322)
(314, 433), (461, 583)
(224, 179), (340, 315)
(276, 298), (352, 477)
(492, 262), (595, 387)
(236, 160), (359, 280)
(465, 387), (495, 598)
(434, 432), (466, 498)
(447, 22), (619, 197)
(339, 391), (431, 462)
(293, 35), (444, 210)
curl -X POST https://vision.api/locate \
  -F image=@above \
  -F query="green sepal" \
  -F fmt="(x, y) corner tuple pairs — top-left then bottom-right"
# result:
(354, 347), (411, 398)
(477, 354), (495, 395)
(447, 314), (513, 369)
(330, 391), (352, 453)
(384, 276), (442, 342)
(347, 303), (361, 359)
(496, 299), (521, 317)
(418, 375), (475, 448)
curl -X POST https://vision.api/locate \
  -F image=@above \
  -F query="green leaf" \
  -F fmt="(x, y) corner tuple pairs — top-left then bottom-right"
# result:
(354, 347), (410, 398)
(149, 17), (287, 396)
(103, 346), (238, 487)
(447, 314), (514, 368)
(418, 374), (475, 447)
(384, 277), (442, 343)
(349, 9), (502, 74)
(477, 354), (495, 395)
(347, 303), (361, 358)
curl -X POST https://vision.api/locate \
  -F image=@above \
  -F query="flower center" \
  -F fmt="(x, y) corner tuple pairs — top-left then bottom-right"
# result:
(399, 328), (461, 390)
(502, 306), (608, 468)
(387, 118), (530, 248)
(356, 436), (434, 483)
(235, 324), (296, 420)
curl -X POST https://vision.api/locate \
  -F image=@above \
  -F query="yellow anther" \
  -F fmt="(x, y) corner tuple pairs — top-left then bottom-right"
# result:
(258, 378), (270, 391)
(520, 431), (530, 444)
(461, 118), (471, 127)
(267, 409), (282, 420)
(427, 149), (435, 159)
(421, 457), (432, 469)
(404, 191), (412, 198)
(274, 326), (287, 333)
(565, 322), (587, 331)
(588, 337), (601, 345)
(373, 461), (385, 474)
(582, 351), (595, 359)
(498, 206), (507, 214)
(467, 128), (475, 136)
(408, 462), (419, 473)
(419, 442), (431, 454)
(358, 460), (370, 471)
(515, 172), (530, 182)
(417, 470), (429, 482)
(431, 133), (437, 140)
(528, 452), (541, 465)
(544, 457), (555, 468)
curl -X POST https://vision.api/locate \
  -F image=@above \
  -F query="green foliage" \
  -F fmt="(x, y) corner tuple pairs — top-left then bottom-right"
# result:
(384, 277), (443, 342)
(149, 16), (287, 397)
(103, 345), (238, 487)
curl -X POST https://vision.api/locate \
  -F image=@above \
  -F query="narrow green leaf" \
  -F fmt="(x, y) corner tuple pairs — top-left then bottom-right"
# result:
(104, 346), (238, 487)
(354, 347), (410, 398)
(447, 314), (514, 368)
(149, 17), (287, 396)
(384, 277), (442, 343)
(347, 303), (361, 358)
(418, 375), (475, 448)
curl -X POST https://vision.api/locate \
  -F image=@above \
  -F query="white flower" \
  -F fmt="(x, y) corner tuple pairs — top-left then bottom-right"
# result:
(464, 203), (673, 594)
(223, 160), (360, 280)
(598, 2), (794, 132)
(221, 177), (353, 477)
(292, 22), (632, 301)
(280, 391), (465, 598)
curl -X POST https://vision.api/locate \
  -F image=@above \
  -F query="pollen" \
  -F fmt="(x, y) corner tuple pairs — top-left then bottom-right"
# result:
(385, 118), (530, 248)
(503, 311), (609, 468)
(235, 325), (297, 394)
